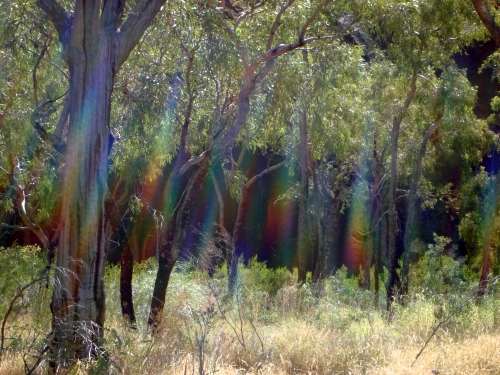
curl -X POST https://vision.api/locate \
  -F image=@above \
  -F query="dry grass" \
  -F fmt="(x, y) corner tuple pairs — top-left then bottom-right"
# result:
(1, 260), (499, 375)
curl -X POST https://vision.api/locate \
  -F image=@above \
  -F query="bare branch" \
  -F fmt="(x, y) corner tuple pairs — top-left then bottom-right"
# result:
(266, 0), (295, 51)
(51, 95), (70, 153)
(248, 35), (334, 74)
(1, 274), (47, 356)
(299, 0), (332, 42)
(234, 0), (266, 31)
(33, 39), (51, 108)
(115, 0), (167, 69)
(179, 151), (208, 176)
(7, 160), (51, 249)
(0, 223), (30, 231)
(246, 143), (298, 187)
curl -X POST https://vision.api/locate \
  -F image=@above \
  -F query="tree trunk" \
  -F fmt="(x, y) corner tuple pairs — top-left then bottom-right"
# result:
(229, 184), (250, 296)
(297, 110), (310, 283)
(401, 115), (442, 298)
(386, 69), (417, 311)
(37, 0), (166, 363)
(149, 157), (212, 329)
(478, 173), (500, 296)
(365, 138), (384, 290)
(311, 162), (323, 283)
(120, 244), (136, 327)
(51, 30), (114, 360)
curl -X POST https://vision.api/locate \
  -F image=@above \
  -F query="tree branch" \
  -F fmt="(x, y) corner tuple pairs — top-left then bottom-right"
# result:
(233, 0), (266, 31)
(115, 0), (167, 69)
(266, 0), (295, 51)
(470, 0), (500, 46)
(101, 0), (126, 31)
(246, 143), (298, 187)
(0, 223), (30, 231)
(299, 0), (332, 42)
(8, 159), (50, 249)
(179, 151), (208, 176)
(248, 36), (334, 74)
(35, 0), (72, 47)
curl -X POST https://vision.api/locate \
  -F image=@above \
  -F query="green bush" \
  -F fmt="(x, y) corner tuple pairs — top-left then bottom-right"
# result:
(240, 256), (294, 296)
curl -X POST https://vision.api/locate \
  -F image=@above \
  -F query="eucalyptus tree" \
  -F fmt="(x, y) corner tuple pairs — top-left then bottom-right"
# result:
(32, 0), (168, 363)
(397, 66), (486, 297)
(352, 0), (484, 309)
(148, 0), (356, 328)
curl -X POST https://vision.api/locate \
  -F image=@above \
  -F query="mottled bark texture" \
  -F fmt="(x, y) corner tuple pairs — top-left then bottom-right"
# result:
(36, 0), (165, 364)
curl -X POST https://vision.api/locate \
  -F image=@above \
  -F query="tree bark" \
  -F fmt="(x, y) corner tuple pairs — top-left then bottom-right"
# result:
(364, 140), (384, 290)
(297, 110), (310, 283)
(120, 244), (136, 327)
(149, 156), (212, 329)
(311, 162), (323, 283)
(37, 0), (166, 363)
(386, 68), (417, 311)
(470, 0), (500, 46)
(478, 173), (500, 296)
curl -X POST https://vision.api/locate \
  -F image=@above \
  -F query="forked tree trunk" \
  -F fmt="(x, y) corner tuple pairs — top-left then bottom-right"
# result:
(37, 0), (166, 363)
(147, 1), (336, 327)
(149, 157), (212, 329)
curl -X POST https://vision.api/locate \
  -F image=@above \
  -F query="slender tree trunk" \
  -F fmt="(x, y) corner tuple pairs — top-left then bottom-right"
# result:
(364, 143), (383, 289)
(297, 110), (310, 283)
(105, 182), (137, 328)
(311, 163), (323, 282)
(120, 244), (136, 327)
(386, 69), (417, 311)
(149, 157), (212, 329)
(401, 115), (442, 298)
(230, 184), (250, 296)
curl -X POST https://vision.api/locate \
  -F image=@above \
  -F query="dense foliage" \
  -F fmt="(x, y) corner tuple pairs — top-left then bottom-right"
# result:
(1, 0), (500, 372)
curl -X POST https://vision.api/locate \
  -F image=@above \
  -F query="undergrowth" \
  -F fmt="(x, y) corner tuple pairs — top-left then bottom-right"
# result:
(0, 247), (499, 374)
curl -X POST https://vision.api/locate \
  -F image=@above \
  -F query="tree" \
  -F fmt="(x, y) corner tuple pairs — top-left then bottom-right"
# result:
(36, 0), (166, 363)
(148, 0), (344, 328)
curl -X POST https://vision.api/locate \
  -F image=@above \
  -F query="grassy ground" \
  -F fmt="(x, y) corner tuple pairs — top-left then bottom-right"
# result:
(0, 250), (499, 374)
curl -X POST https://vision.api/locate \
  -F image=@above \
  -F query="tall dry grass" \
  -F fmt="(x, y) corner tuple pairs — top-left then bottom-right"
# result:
(1, 254), (499, 375)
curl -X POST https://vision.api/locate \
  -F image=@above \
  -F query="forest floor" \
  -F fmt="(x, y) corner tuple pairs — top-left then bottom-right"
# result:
(1, 253), (499, 375)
